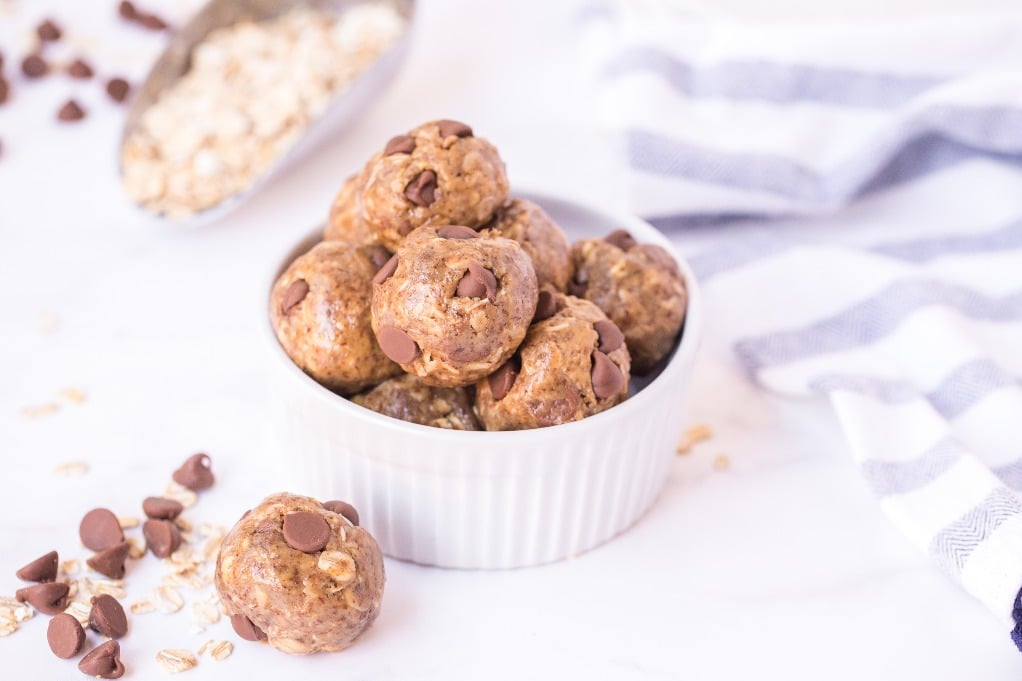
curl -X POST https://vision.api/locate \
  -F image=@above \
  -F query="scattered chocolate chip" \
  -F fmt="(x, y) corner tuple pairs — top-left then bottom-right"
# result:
(384, 134), (415, 156)
(322, 500), (359, 527)
(488, 358), (519, 400)
(591, 350), (625, 400)
(567, 269), (588, 297)
(605, 229), (637, 251)
(142, 496), (183, 520)
(404, 170), (437, 207)
(80, 508), (125, 552)
(16, 550), (58, 583)
(68, 58), (93, 79)
(106, 77), (130, 103)
(456, 262), (498, 301)
(436, 119), (473, 139)
(0, 78), (9, 106)
(47, 613), (86, 659)
(230, 614), (266, 642)
(137, 12), (168, 30)
(142, 519), (181, 558)
(15, 582), (70, 615)
(372, 254), (398, 286)
(280, 279), (309, 315)
(533, 290), (558, 323)
(37, 19), (62, 42)
(86, 542), (130, 580)
(89, 594), (128, 639)
(172, 453), (215, 490)
(57, 99), (86, 122)
(117, 1), (137, 20)
(369, 246), (392, 269)
(21, 54), (48, 79)
(78, 640), (124, 679)
(377, 326), (419, 364)
(282, 512), (331, 553)
(593, 319), (625, 353)
(437, 225), (478, 239)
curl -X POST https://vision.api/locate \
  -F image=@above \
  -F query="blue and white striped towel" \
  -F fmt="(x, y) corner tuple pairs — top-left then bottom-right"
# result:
(583, 1), (1022, 648)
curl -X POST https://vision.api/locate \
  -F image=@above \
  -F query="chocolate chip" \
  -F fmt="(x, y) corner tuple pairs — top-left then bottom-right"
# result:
(137, 12), (168, 30)
(47, 613), (86, 659)
(118, 1), (137, 19)
(456, 262), (498, 301)
(437, 225), (478, 239)
(437, 119), (473, 139)
(591, 350), (625, 400)
(86, 542), (130, 580)
(372, 255), (398, 286)
(369, 246), (392, 269)
(142, 496), (183, 520)
(106, 77), (130, 103)
(280, 278), (309, 315)
(15, 582), (70, 615)
(68, 58), (93, 79)
(384, 134), (415, 155)
(605, 229), (637, 251)
(79, 508), (124, 552)
(57, 99), (86, 122)
(89, 594), (128, 639)
(172, 452), (214, 490)
(567, 269), (588, 297)
(78, 640), (124, 679)
(0, 78), (9, 106)
(593, 319), (625, 353)
(404, 170), (437, 207)
(37, 19), (62, 42)
(377, 326), (419, 364)
(21, 54), (48, 79)
(230, 614), (266, 642)
(142, 519), (182, 558)
(322, 500), (359, 527)
(16, 550), (58, 582)
(282, 512), (331, 553)
(533, 290), (558, 323)
(488, 358), (519, 400)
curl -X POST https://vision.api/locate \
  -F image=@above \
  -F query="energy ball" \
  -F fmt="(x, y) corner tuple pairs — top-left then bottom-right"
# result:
(352, 373), (482, 430)
(569, 230), (687, 374)
(482, 198), (571, 291)
(371, 225), (538, 387)
(475, 292), (631, 430)
(271, 241), (402, 395)
(214, 492), (385, 655)
(323, 174), (376, 245)
(360, 119), (509, 250)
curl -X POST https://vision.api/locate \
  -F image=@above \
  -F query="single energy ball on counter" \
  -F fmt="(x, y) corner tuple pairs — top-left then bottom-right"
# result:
(271, 241), (402, 395)
(569, 230), (687, 374)
(323, 173), (377, 245)
(360, 119), (510, 249)
(352, 373), (482, 430)
(475, 291), (631, 430)
(371, 224), (538, 387)
(482, 198), (571, 291)
(214, 492), (385, 655)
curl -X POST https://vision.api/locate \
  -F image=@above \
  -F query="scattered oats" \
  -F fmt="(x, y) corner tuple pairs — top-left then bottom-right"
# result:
(164, 482), (198, 508)
(156, 648), (198, 673)
(65, 579), (79, 600)
(130, 599), (157, 615)
(180, 531), (195, 545)
(163, 572), (206, 590)
(713, 454), (731, 471)
(64, 600), (92, 627)
(192, 602), (220, 625)
(118, 515), (140, 529)
(58, 387), (87, 404)
(84, 578), (126, 599)
(202, 536), (223, 563)
(54, 460), (89, 477)
(197, 640), (214, 657)
(174, 517), (193, 533)
(188, 624), (207, 635)
(209, 640), (233, 661)
(155, 586), (185, 613)
(127, 536), (147, 559)
(22, 403), (60, 419)
(61, 559), (80, 576)
(0, 616), (18, 637)
(0, 596), (34, 628)
(676, 424), (713, 455)
(168, 546), (200, 570)
(198, 523), (225, 538)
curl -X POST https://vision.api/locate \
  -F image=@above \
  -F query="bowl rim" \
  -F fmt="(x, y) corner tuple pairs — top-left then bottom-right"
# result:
(263, 189), (703, 444)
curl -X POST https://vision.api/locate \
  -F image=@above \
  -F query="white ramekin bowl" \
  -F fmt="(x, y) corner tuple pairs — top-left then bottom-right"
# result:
(264, 191), (702, 569)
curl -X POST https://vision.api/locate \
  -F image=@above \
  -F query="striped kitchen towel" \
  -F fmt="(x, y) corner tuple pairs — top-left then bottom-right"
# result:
(582, 1), (1022, 648)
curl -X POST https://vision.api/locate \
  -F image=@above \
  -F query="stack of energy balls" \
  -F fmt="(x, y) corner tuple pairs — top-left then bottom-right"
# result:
(270, 120), (688, 430)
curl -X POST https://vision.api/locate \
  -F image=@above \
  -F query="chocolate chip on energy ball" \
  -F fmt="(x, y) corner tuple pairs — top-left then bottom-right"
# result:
(404, 170), (437, 207)
(172, 452), (215, 490)
(15, 582), (70, 615)
(142, 496), (183, 520)
(16, 550), (58, 582)
(369, 246), (392, 269)
(86, 542), (130, 580)
(47, 613), (86, 659)
(593, 319), (625, 353)
(57, 99), (86, 122)
(322, 500), (359, 527)
(280, 278), (309, 315)
(436, 119), (473, 139)
(143, 519), (182, 558)
(21, 54), (48, 79)
(37, 19), (63, 42)
(230, 614), (267, 642)
(372, 254), (399, 286)
(437, 224), (478, 240)
(456, 262), (498, 301)
(377, 326), (419, 364)
(68, 58), (94, 79)
(488, 358), (519, 401)
(591, 350), (625, 400)
(106, 77), (130, 103)
(568, 268), (588, 297)
(89, 594), (128, 639)
(384, 134), (415, 156)
(282, 511), (331, 553)
(78, 640), (125, 679)
(604, 229), (637, 252)
(80, 508), (125, 552)
(533, 290), (558, 323)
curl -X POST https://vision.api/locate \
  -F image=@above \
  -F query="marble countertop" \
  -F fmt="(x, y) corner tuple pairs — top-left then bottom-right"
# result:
(2, 0), (1021, 677)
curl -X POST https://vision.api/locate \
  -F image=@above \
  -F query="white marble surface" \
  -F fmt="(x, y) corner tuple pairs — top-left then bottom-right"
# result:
(2, 0), (1022, 678)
